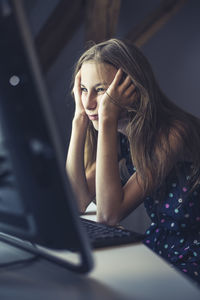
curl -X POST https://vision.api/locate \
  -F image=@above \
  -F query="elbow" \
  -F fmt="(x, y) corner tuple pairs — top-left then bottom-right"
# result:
(96, 196), (124, 226)
(97, 212), (120, 227)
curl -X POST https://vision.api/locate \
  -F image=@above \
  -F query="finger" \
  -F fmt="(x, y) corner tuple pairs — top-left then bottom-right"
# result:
(74, 70), (81, 86)
(120, 76), (133, 92)
(124, 83), (137, 97)
(111, 68), (123, 87)
(73, 70), (81, 94)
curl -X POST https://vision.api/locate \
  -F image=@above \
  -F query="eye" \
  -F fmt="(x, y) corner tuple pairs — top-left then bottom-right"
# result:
(81, 87), (87, 93)
(96, 87), (105, 93)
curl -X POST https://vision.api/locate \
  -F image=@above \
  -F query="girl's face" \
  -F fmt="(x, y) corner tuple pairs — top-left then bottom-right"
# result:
(80, 61), (117, 130)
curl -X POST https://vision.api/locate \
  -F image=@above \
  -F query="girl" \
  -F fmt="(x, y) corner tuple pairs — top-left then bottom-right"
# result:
(66, 38), (200, 285)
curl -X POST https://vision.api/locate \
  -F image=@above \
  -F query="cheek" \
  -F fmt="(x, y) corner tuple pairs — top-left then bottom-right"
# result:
(81, 94), (87, 108)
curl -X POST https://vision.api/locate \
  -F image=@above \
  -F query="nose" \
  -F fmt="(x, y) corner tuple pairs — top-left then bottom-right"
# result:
(85, 92), (97, 111)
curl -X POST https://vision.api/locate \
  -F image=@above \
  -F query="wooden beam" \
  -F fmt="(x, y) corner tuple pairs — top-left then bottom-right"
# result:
(85, 0), (121, 43)
(35, 0), (84, 73)
(126, 0), (188, 47)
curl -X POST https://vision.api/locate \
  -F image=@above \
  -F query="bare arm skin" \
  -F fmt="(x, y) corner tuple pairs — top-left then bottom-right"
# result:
(66, 71), (94, 213)
(96, 69), (144, 225)
(96, 117), (144, 225)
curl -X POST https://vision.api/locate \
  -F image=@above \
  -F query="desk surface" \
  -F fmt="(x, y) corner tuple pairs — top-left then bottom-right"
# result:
(0, 206), (199, 300)
(0, 240), (199, 300)
(84, 205), (200, 299)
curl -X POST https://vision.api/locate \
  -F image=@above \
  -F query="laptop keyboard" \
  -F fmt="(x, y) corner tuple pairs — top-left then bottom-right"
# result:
(80, 218), (144, 249)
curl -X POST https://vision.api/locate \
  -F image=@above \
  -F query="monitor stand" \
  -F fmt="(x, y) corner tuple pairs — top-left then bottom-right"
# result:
(0, 239), (36, 266)
(0, 232), (91, 273)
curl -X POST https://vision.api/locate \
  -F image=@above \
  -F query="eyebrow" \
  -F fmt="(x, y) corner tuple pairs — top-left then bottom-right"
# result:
(81, 82), (108, 88)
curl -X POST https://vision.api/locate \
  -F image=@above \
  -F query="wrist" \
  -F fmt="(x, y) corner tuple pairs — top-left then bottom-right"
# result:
(73, 112), (88, 123)
(72, 113), (89, 130)
(99, 105), (120, 124)
(99, 115), (118, 129)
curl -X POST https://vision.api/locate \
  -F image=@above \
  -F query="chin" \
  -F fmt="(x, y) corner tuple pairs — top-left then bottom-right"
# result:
(92, 121), (98, 131)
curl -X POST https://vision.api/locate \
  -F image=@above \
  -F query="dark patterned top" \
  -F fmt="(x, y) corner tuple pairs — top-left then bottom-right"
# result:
(119, 134), (200, 286)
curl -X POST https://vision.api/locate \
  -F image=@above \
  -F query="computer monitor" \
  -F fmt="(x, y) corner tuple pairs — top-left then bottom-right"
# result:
(0, 0), (93, 273)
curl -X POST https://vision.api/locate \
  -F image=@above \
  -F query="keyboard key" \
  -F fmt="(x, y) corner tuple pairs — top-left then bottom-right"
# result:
(80, 218), (144, 248)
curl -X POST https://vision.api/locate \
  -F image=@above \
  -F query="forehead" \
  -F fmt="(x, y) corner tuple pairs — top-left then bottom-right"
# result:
(81, 61), (117, 81)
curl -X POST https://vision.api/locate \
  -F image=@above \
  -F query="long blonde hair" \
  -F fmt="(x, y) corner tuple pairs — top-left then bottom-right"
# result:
(72, 38), (200, 195)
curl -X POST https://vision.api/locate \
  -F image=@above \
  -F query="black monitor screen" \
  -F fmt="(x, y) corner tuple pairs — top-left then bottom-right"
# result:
(0, 0), (93, 273)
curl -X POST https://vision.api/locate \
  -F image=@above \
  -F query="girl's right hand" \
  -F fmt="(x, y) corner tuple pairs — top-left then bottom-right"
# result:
(73, 70), (88, 120)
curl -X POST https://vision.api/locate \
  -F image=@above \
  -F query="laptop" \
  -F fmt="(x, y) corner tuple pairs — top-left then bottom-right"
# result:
(0, 0), (143, 274)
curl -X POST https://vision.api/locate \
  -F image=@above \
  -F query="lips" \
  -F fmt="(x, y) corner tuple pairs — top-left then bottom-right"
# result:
(88, 114), (98, 121)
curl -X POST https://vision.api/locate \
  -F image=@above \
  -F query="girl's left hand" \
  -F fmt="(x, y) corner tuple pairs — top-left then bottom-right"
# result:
(98, 69), (137, 121)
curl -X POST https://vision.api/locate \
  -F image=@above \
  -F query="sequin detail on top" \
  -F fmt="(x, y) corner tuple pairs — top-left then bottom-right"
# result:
(119, 134), (200, 286)
(143, 162), (200, 285)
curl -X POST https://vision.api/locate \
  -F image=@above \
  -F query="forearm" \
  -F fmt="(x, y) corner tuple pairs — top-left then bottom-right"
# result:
(66, 115), (92, 212)
(96, 117), (123, 225)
